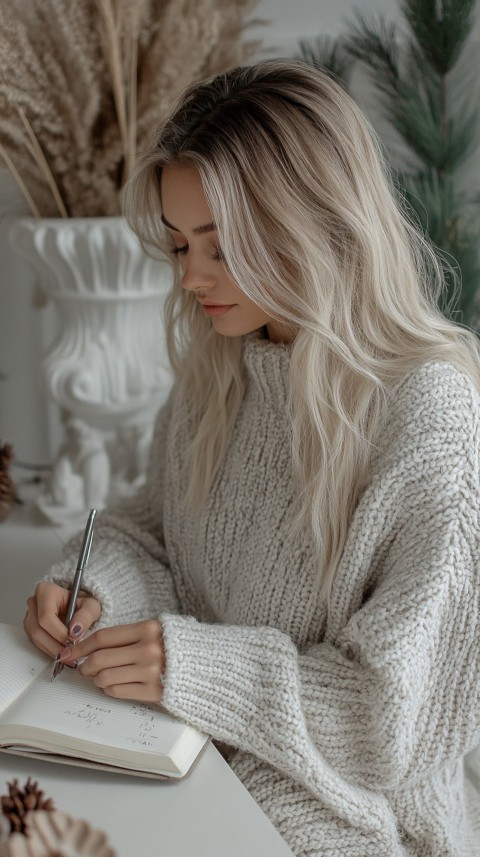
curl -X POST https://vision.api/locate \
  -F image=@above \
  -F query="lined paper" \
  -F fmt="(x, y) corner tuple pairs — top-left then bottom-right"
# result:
(0, 625), (49, 713)
(2, 668), (189, 756)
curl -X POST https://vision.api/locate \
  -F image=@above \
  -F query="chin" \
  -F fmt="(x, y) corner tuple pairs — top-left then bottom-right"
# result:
(211, 317), (268, 338)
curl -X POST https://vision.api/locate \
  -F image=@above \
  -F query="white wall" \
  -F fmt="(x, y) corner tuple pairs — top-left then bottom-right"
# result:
(248, 0), (400, 54)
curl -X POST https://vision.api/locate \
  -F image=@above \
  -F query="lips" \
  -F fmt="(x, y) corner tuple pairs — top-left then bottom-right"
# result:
(198, 302), (231, 307)
(201, 303), (235, 316)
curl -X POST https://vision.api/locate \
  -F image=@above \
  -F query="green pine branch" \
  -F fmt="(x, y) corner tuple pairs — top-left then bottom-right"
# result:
(401, 0), (476, 74)
(346, 12), (401, 99)
(390, 85), (478, 173)
(297, 1), (480, 327)
(296, 36), (354, 88)
(343, 2), (480, 326)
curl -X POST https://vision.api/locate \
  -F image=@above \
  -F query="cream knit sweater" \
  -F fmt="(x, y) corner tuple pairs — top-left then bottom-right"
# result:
(46, 329), (480, 856)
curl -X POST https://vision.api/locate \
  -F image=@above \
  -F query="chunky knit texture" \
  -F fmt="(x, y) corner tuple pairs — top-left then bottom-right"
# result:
(46, 328), (480, 856)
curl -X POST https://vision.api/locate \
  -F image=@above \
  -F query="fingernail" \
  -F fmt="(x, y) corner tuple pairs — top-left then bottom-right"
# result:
(64, 660), (77, 669)
(58, 646), (73, 662)
(70, 624), (83, 637)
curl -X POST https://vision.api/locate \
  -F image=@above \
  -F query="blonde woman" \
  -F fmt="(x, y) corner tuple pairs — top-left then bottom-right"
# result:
(24, 59), (480, 856)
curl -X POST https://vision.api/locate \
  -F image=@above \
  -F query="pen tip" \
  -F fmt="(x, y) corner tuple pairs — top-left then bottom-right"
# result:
(51, 660), (63, 681)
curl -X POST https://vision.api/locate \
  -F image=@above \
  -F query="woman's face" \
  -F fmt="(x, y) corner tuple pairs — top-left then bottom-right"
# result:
(160, 163), (296, 344)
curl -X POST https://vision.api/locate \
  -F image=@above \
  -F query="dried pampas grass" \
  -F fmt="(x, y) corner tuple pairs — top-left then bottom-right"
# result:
(0, 0), (265, 218)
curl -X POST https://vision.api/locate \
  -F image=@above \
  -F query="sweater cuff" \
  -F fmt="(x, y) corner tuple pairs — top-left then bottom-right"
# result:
(44, 558), (117, 629)
(44, 545), (180, 630)
(158, 615), (398, 832)
(160, 612), (300, 753)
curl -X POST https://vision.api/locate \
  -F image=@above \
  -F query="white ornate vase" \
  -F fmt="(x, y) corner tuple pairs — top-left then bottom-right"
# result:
(9, 216), (174, 523)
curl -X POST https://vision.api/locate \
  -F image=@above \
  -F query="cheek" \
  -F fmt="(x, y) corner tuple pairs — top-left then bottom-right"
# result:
(226, 273), (247, 298)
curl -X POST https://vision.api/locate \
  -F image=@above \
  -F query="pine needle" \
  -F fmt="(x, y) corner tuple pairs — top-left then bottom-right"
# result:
(0, 141), (41, 218)
(17, 107), (68, 217)
(296, 36), (353, 88)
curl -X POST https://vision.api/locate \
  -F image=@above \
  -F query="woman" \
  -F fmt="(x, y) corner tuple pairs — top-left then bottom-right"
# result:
(24, 59), (480, 856)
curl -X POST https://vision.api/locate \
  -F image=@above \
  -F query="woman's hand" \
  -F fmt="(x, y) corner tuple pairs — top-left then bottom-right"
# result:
(24, 581), (102, 657)
(58, 621), (165, 705)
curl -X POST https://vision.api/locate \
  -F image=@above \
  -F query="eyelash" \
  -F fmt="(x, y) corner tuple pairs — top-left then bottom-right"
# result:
(170, 244), (225, 263)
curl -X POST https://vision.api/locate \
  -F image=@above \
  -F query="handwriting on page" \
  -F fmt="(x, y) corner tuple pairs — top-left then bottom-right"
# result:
(124, 704), (164, 747)
(3, 665), (185, 757)
(62, 703), (113, 730)
(60, 700), (164, 746)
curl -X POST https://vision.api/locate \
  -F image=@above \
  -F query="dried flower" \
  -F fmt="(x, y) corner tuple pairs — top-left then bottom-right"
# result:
(0, 0), (264, 218)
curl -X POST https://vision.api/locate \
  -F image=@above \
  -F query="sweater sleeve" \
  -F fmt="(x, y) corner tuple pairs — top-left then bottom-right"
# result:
(43, 386), (180, 628)
(159, 370), (480, 795)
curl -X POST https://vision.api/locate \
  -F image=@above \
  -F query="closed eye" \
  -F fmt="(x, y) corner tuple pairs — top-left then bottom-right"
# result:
(170, 244), (225, 263)
(171, 244), (187, 255)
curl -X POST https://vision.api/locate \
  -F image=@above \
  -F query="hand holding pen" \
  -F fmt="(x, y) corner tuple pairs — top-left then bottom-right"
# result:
(51, 508), (96, 681)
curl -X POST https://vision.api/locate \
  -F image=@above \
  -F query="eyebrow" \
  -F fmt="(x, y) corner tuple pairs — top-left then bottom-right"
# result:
(161, 213), (216, 234)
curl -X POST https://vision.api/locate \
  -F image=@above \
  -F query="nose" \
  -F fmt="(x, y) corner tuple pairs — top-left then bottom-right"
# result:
(180, 258), (217, 294)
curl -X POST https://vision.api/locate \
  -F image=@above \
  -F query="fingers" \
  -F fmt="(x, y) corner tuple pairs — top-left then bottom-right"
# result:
(23, 584), (72, 657)
(103, 682), (162, 703)
(87, 663), (163, 703)
(71, 621), (165, 704)
(34, 581), (73, 644)
(68, 620), (161, 661)
(79, 642), (139, 674)
(23, 581), (102, 658)
(85, 663), (159, 690)
(67, 596), (102, 642)
(23, 596), (65, 658)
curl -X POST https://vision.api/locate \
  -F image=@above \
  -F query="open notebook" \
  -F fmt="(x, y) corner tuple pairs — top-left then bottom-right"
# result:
(0, 624), (208, 779)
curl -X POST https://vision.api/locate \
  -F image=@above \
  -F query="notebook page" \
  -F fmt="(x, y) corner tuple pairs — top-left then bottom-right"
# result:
(0, 625), (49, 714)
(0, 666), (194, 761)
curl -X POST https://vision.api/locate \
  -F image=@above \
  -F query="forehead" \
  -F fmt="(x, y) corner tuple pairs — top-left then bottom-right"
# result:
(160, 164), (211, 227)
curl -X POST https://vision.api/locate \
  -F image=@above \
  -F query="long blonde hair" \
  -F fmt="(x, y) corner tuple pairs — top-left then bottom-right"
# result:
(123, 58), (480, 604)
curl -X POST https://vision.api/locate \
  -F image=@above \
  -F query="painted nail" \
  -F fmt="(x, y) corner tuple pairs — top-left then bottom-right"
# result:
(58, 646), (73, 662)
(70, 624), (83, 637)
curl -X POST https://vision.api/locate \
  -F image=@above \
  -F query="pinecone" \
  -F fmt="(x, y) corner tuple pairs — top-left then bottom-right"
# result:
(1, 810), (117, 857)
(0, 815), (9, 845)
(0, 442), (16, 523)
(1, 779), (55, 835)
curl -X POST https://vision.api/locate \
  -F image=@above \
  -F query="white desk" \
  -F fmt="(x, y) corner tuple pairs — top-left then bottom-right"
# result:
(0, 500), (294, 856)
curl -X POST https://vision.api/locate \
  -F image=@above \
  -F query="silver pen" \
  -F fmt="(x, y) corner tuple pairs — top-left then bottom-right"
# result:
(51, 508), (96, 681)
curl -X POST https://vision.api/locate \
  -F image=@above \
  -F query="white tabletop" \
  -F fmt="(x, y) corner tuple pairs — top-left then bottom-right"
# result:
(0, 499), (294, 856)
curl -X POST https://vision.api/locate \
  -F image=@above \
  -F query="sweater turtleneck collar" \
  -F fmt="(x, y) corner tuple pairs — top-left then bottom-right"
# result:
(242, 327), (293, 410)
